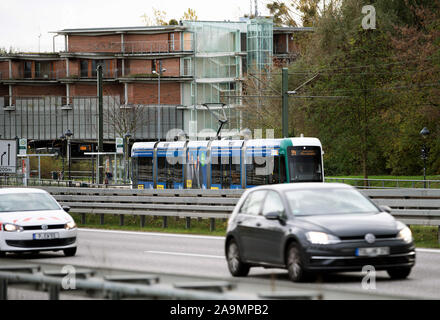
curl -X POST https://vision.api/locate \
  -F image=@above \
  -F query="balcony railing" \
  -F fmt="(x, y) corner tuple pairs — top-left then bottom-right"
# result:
(66, 40), (194, 54)
(0, 66), (190, 81)
(0, 70), (67, 81)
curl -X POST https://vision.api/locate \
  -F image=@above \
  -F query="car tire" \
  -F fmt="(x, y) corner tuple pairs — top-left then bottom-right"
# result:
(226, 239), (250, 277)
(286, 243), (309, 282)
(63, 247), (77, 257)
(387, 267), (412, 280)
(0, 251), (5, 258)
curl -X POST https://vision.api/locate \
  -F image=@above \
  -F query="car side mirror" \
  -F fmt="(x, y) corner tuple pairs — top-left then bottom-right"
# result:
(264, 210), (284, 221)
(62, 205), (71, 213)
(379, 205), (391, 213)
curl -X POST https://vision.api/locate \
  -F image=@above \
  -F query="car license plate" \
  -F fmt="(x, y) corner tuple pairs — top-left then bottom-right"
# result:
(356, 247), (390, 257)
(33, 232), (60, 240)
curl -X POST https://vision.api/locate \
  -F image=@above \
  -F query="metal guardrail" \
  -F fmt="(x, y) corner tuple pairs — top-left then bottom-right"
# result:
(0, 265), (256, 300)
(1, 185), (440, 240)
(326, 177), (440, 189)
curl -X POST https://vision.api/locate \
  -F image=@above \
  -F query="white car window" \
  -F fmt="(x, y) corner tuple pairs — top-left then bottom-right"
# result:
(0, 193), (60, 212)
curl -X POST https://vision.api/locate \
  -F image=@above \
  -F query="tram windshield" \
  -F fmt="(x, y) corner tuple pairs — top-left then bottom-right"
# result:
(288, 146), (322, 182)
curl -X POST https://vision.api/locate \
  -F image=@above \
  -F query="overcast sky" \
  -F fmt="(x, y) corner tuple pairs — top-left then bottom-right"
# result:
(0, 0), (271, 53)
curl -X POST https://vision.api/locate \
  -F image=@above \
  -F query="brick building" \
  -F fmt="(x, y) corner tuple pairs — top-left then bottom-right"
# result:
(0, 19), (311, 151)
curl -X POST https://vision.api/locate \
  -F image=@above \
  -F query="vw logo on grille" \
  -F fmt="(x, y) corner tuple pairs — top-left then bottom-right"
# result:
(41, 224), (48, 230)
(365, 233), (376, 244)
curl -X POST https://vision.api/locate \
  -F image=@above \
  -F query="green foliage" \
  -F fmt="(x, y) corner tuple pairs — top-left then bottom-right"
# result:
(244, 0), (439, 176)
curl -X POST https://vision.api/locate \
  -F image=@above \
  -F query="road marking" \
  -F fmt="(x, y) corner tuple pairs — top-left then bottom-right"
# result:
(145, 250), (225, 259)
(416, 248), (440, 254)
(79, 228), (225, 240)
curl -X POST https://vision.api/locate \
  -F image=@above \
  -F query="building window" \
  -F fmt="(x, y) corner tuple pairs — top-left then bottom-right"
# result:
(24, 61), (32, 78)
(80, 60), (88, 78)
(183, 57), (192, 76)
(152, 59), (158, 73)
(35, 61), (52, 79)
(91, 60), (104, 77)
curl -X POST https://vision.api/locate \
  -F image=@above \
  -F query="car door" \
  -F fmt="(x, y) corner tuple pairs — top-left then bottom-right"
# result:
(234, 190), (267, 261)
(253, 191), (288, 265)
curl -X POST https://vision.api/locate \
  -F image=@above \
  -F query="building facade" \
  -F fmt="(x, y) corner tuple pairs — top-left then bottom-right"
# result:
(0, 19), (311, 151)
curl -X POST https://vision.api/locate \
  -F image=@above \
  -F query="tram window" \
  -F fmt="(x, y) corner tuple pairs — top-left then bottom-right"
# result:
(288, 146), (322, 182)
(271, 156), (280, 184)
(231, 156), (241, 185)
(279, 155), (286, 183)
(138, 157), (153, 181)
(246, 154), (280, 186)
(211, 154), (240, 188)
(157, 156), (183, 187)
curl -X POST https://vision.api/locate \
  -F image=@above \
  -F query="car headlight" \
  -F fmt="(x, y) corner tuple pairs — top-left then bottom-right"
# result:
(306, 231), (340, 245)
(397, 226), (412, 243)
(64, 221), (77, 230)
(3, 223), (23, 232)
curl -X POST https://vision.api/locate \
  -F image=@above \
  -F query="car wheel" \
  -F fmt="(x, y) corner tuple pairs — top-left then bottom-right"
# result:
(387, 267), (412, 280)
(63, 247), (77, 257)
(226, 240), (250, 277)
(286, 243), (308, 282)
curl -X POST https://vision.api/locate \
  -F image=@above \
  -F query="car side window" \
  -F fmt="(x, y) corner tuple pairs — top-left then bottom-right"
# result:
(239, 190), (267, 216)
(262, 191), (285, 215)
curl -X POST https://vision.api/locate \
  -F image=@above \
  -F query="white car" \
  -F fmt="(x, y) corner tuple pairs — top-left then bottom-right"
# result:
(0, 188), (77, 257)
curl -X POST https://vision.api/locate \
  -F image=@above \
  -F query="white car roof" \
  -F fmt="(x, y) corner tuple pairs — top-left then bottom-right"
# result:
(0, 188), (47, 195)
(248, 182), (354, 193)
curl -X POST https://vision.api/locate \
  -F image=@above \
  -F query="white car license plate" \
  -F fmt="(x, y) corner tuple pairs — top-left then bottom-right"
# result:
(356, 247), (390, 257)
(33, 232), (60, 240)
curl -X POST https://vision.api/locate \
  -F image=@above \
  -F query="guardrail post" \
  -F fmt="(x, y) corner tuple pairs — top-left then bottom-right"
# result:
(438, 226), (440, 244)
(100, 214), (105, 225)
(48, 284), (60, 300)
(119, 214), (124, 226)
(163, 216), (168, 228)
(0, 279), (7, 300)
(210, 218), (215, 232)
(185, 217), (191, 229)
(81, 213), (86, 224)
(140, 215), (146, 228)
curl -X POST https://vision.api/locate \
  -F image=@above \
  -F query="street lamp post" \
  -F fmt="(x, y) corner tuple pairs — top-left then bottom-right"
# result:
(124, 132), (132, 183)
(420, 127), (430, 188)
(59, 135), (65, 180)
(64, 129), (73, 183)
(152, 62), (166, 141)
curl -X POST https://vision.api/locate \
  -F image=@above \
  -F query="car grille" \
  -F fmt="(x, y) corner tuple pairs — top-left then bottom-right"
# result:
(22, 224), (65, 231)
(330, 255), (414, 267)
(6, 237), (76, 248)
(339, 233), (397, 241)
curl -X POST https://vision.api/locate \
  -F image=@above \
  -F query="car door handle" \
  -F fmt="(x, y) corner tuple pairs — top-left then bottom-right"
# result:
(256, 222), (261, 227)
(237, 220), (243, 225)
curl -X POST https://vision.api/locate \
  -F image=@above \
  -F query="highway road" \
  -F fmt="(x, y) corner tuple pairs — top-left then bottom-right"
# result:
(3, 228), (440, 299)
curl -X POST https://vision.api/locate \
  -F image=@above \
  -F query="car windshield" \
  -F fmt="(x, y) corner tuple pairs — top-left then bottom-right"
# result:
(0, 193), (60, 212)
(285, 188), (379, 216)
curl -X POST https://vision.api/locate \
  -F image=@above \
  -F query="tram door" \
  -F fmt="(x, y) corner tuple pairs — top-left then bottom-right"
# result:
(210, 140), (243, 189)
(186, 142), (209, 189)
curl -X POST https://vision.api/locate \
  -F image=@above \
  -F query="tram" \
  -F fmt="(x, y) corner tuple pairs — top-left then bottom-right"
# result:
(131, 137), (324, 189)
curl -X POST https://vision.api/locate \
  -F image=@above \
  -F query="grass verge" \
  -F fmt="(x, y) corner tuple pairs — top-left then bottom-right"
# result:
(71, 213), (227, 237)
(71, 213), (440, 248)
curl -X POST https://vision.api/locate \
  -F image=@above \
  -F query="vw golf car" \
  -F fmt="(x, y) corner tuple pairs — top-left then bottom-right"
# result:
(225, 183), (415, 282)
(0, 188), (77, 257)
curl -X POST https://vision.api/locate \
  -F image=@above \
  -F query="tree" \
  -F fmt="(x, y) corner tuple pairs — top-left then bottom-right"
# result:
(266, 1), (298, 26)
(181, 8), (198, 21)
(265, 0), (331, 27)
(141, 7), (168, 26)
(243, 0), (439, 178)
